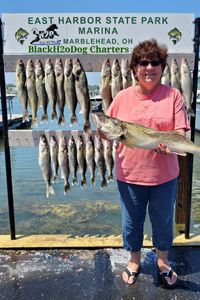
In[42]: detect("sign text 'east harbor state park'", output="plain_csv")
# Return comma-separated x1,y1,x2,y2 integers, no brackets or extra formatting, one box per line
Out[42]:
2,13,195,55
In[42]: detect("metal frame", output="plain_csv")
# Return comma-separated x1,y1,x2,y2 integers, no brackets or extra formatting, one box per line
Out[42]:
0,17,200,241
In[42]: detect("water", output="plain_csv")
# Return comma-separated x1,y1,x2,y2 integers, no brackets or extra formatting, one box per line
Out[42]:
0,98,200,238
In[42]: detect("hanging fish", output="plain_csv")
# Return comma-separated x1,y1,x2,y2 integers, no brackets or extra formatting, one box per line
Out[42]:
103,139,114,182
16,59,29,122
161,62,171,86
100,58,112,113
94,134,107,189
180,57,193,114
58,135,70,194
35,59,48,123
64,58,78,125
38,134,55,198
121,58,132,89
170,58,181,91
111,58,122,99
45,59,57,120
68,135,78,185
76,134,87,187
50,135,59,183
72,58,91,133
54,58,65,125
26,59,38,126
85,134,96,186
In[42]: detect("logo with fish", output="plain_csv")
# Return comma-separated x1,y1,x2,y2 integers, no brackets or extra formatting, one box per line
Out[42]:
15,27,29,45
15,24,60,46
168,27,182,45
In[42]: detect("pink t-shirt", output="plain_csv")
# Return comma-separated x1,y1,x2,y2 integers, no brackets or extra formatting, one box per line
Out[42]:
107,84,190,185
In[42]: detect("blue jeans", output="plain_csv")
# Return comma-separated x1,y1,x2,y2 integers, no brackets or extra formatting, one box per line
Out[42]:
117,178,178,252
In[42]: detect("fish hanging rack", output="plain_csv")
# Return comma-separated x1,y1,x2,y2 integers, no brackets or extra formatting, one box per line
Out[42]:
3,53,195,73
1,15,200,242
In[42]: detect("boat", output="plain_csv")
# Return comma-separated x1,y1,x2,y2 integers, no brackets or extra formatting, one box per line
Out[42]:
0,94,31,135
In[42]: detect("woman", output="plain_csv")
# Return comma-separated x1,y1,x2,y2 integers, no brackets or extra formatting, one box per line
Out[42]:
106,39,190,288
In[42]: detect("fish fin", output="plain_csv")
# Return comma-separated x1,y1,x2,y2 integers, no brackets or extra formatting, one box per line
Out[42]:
172,151,187,156
46,185,55,198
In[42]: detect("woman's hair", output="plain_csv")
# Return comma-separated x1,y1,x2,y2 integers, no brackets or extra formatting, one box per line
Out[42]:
130,39,168,75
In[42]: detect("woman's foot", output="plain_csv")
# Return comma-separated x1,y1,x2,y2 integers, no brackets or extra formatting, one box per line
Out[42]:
156,249,178,288
122,265,140,285
122,251,141,285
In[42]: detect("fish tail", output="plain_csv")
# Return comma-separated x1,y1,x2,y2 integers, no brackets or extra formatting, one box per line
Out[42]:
46,185,55,198
101,177,107,189
41,113,48,123
64,182,70,194
58,115,65,125
23,110,30,122
51,111,58,120
53,175,58,183
107,174,114,182
81,177,87,187
72,176,78,185
31,116,38,127
83,122,92,134
90,176,95,186
70,115,78,125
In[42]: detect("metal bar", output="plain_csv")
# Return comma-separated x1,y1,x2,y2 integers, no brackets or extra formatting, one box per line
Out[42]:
3,53,195,73
185,17,200,239
0,19,16,240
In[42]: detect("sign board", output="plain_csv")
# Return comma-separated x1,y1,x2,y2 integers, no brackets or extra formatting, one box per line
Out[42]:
2,13,195,55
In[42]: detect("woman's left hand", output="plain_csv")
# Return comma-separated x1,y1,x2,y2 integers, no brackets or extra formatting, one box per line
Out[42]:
155,143,172,155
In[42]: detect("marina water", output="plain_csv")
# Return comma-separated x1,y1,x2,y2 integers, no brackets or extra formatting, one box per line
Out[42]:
0,96,200,238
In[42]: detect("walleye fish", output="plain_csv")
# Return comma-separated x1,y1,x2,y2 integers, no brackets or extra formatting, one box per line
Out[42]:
55,58,65,125
68,135,78,185
38,134,55,198
170,58,181,91
103,139,114,181
161,63,171,86
121,58,132,89
58,135,70,194
35,59,48,123
100,58,112,113
64,58,78,125
26,59,38,126
45,59,57,120
92,112,200,156
85,134,96,186
111,58,122,99
72,58,91,133
76,134,87,186
180,57,193,113
50,135,59,182
16,59,29,122
94,134,107,188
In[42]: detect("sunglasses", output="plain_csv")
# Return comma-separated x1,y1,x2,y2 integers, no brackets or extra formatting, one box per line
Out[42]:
138,60,161,67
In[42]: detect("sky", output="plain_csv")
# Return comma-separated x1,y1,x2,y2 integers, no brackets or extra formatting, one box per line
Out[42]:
1,0,200,85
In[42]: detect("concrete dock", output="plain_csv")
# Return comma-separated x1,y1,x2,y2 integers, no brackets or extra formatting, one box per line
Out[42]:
0,233,200,299
0,247,200,300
